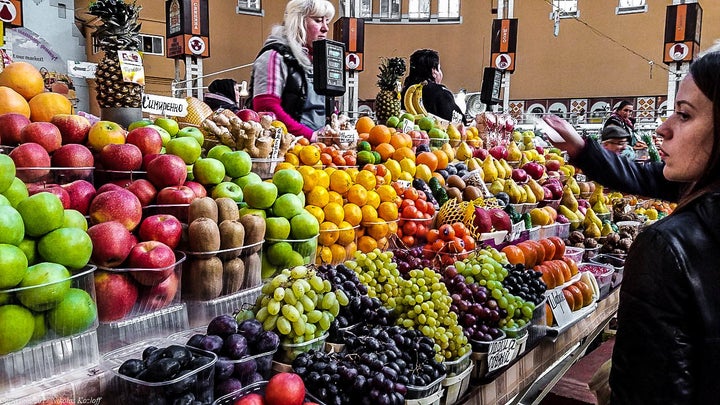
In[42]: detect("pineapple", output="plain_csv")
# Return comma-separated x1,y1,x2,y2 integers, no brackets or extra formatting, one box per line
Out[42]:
88,0,143,108
374,57,406,124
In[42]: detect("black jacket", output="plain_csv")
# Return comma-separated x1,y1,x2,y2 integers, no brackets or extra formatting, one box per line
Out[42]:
572,141,720,404
421,82,464,123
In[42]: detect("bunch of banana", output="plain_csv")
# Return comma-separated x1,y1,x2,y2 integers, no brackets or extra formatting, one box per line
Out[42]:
403,83,428,115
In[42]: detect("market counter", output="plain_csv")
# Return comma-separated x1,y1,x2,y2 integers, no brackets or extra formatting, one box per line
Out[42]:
5,289,620,405
459,288,619,405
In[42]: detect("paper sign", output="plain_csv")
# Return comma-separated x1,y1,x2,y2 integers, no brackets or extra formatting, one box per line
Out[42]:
487,338,517,372
271,127,283,159
339,129,358,144
117,50,145,86
452,110,464,125
575,174,587,182
141,94,188,117
546,288,574,327
401,119,415,134
396,180,412,190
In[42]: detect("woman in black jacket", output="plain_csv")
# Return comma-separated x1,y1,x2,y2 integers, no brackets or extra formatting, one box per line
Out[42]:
543,41,720,404
401,49,465,123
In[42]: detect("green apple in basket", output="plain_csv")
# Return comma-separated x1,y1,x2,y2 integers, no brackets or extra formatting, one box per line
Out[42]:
0,304,35,355
16,262,72,311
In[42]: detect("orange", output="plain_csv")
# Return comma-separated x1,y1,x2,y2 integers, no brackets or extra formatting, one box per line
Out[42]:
343,203,363,226
305,205,325,223
323,202,345,225
376,184,397,202
360,205,378,223
299,145,321,166
390,132,412,149
329,170,352,194
432,150,449,170
366,222,389,240
317,246,333,264
0,62,45,100
374,143,395,162
392,146,415,162
336,221,356,246
378,201,399,221
0,86,31,118
28,92,73,122
346,184,368,206
327,191,344,205
355,116,375,134
366,190,381,209
306,186,330,208
354,170,377,191
416,152,438,172
330,243,348,263
368,124,391,146
357,235,378,253
319,221,340,246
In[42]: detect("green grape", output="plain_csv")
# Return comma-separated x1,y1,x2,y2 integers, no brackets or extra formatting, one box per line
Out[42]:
282,304,301,322
299,295,315,312
261,283,274,295
291,280,306,298
255,306,269,322
309,275,325,292
329,301,340,317
321,291,337,310
270,274,289,289
277,316,292,335
292,317,306,336
267,299,281,316
318,311,331,331
335,289,349,306
306,309,322,323
305,322,317,336
283,287,297,305
290,265,307,279
323,279,332,293
263,314,278,331
273,287,285,302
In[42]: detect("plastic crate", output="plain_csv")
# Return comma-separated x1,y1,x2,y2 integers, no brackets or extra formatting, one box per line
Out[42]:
276,332,329,363
184,285,263,328
441,363,473,405
97,303,189,353
538,223,557,239
263,235,318,280
103,338,216,405
580,263,614,299
16,166,94,185
556,222,571,239
212,380,325,405
563,246,584,262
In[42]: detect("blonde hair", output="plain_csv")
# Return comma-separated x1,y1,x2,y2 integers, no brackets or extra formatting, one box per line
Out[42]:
281,0,335,68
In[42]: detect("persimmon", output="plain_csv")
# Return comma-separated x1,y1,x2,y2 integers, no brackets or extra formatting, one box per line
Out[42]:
563,257,579,276
538,239,556,263
462,235,476,251
562,289,576,312
502,245,525,266
431,239,446,252
438,224,456,241
426,229,440,243
536,264,556,289
517,242,538,268
452,222,467,238
555,259,573,282
526,240,545,265
548,236,566,259
565,285,584,311
546,303,554,327
575,280,594,307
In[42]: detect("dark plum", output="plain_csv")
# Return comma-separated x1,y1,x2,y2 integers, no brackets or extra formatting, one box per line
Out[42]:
146,358,182,381
198,335,224,354
162,345,193,367
185,334,205,349
233,357,257,378
221,333,248,359
255,354,272,375
166,368,198,395
214,377,242,398
237,319,263,344
171,393,195,405
253,330,280,353
214,358,235,381
142,346,159,360
206,314,238,337
240,372,263,386
119,358,145,378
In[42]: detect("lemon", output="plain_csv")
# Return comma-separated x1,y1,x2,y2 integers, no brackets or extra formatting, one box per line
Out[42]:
399,157,416,176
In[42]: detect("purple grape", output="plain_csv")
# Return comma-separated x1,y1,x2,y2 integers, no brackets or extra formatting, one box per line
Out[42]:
206,314,238,337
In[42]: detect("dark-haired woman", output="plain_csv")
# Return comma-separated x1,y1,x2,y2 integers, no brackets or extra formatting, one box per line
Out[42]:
401,49,464,123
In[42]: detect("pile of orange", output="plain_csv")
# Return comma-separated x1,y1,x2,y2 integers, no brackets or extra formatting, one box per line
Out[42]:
0,62,73,121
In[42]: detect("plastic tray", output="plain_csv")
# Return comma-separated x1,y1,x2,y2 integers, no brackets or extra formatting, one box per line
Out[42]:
397,214,437,247
563,246,584,262
538,223,557,239
556,222,571,239
212,380,324,405
589,253,625,274
406,373,446,399
263,235,318,280
16,166,95,185
97,302,189,352
184,285,262,328
275,332,329,363
583,246,601,262
103,338,217,404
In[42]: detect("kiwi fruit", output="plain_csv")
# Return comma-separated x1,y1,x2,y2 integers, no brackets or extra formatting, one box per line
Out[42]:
243,253,262,288
463,186,482,201
188,217,221,252
239,214,265,254
188,197,218,223
215,197,240,223
446,187,463,202
219,219,245,251
222,257,245,295
446,175,466,190
183,257,223,300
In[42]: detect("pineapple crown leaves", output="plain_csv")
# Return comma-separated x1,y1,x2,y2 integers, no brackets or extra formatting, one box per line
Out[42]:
88,0,143,52
376,57,407,91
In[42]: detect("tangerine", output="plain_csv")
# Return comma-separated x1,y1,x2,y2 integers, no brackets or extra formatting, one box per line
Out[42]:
346,184,369,205
336,221,356,246
343,203,363,226
357,235,378,253
28,92,73,122
0,62,45,100
318,221,340,246
432,150,449,170
355,116,375,134
416,152,439,172
329,170,353,194
368,124,391,146
392,146,415,162
374,143,395,162
378,201,399,221
323,202,345,226
298,145,321,166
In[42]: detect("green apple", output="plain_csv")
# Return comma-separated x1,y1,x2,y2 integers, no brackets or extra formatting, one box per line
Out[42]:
386,116,400,128
261,252,277,279
2,177,29,208
238,207,267,219
0,305,35,355
17,262,71,311
154,117,179,137
0,154,15,194
243,182,278,210
46,288,97,336
38,227,93,270
220,150,252,178
285,250,306,267
207,144,233,161
176,126,205,146
296,191,305,206
167,136,202,164
211,181,244,202
0,194,10,206
0,244,29,289
400,112,416,124
193,157,226,185
0,205,24,245
145,124,171,146
265,216,291,240
290,211,320,239
272,193,304,219
31,312,46,341
62,209,88,230
17,238,38,266
266,241,294,266
16,192,65,237
233,172,262,189
127,118,154,131
272,169,304,195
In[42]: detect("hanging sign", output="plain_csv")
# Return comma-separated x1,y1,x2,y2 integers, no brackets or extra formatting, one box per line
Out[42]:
546,288,574,327
663,3,702,64
0,0,22,27
117,50,145,86
166,0,210,58
490,19,518,73
142,93,188,117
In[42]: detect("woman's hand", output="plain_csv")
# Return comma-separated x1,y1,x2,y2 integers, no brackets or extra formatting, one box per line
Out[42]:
542,115,586,158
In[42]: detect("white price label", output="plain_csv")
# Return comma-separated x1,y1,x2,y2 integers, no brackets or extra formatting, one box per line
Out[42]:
487,338,517,373
575,174,587,182
395,180,412,190
401,119,415,134
452,111,463,125
270,127,283,159
546,288,574,327
339,129,358,144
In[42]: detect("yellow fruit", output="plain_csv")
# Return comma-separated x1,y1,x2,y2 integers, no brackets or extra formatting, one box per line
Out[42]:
347,184,368,206
28,92,73,122
299,145,321,166
414,164,432,182
324,166,337,178
529,207,552,226
360,205,378,223
317,246,333,264
384,159,402,181
378,201,399,221
297,166,317,192
330,244,348,263
398,172,413,182
329,170,353,195
343,203,362,226
366,190,381,209
366,222,389,240
345,168,359,182
323,202,345,225
327,191,344,206
318,221,339,246
307,186,329,208
305,205,325,223
387,220,398,235
336,221,356,246
0,86,31,118
271,120,288,134
376,184,397,202
399,158,416,176
345,241,357,258
283,154,300,167
357,235,378,253
275,161,296,172
316,170,330,189
0,62,45,100
355,170,377,191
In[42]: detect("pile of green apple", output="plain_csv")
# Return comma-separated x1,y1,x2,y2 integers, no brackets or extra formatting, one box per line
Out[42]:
0,155,97,356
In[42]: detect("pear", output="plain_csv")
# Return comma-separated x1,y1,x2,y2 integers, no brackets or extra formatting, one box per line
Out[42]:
467,157,481,172
507,141,522,162
601,221,613,236
441,141,456,161
489,179,505,195
493,158,507,179
501,158,513,178
558,205,578,222
482,156,498,183
446,124,462,147
522,184,535,204
561,185,579,212
567,176,581,196
584,221,601,239
527,178,545,202
456,142,472,161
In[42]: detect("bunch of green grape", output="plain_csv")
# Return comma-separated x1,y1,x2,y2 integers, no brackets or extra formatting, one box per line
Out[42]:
255,265,349,344
344,249,404,310
396,267,470,362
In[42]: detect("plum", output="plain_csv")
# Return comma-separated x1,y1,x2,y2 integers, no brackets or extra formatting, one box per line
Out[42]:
222,334,248,359
233,357,257,378
198,335,224,354
186,334,205,349
206,314,238,337
146,358,181,381
214,377,242,398
162,345,192,367
237,319,263,344
214,357,235,381
253,330,279,353
118,358,145,378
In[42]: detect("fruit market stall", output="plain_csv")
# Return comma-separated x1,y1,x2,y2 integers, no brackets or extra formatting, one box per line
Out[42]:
0,58,661,405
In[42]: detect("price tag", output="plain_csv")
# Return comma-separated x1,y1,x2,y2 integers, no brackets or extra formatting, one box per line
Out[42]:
395,180,412,190
452,110,464,125
401,119,415,134
270,127,283,159
487,338,517,373
339,129,358,144
546,288,573,327
575,174,587,182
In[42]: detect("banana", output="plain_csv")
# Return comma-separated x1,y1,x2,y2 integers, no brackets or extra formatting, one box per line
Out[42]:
412,83,428,115
403,84,418,115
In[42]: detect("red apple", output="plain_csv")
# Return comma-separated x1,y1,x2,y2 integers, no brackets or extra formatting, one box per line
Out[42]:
0,113,31,145
473,147,489,160
522,162,545,180
489,145,508,160
87,221,138,267
236,109,260,123
89,188,143,231
126,241,176,286
51,143,95,180
142,153,162,170
545,159,561,172
265,373,305,405
511,168,528,183
99,143,143,171
126,126,163,156
126,179,157,207
542,186,554,201
50,114,92,145
233,393,265,405
138,270,179,311
96,182,126,195
61,180,97,215
183,180,207,199
10,142,51,182
94,270,138,322
27,183,71,209
542,179,563,200
156,185,196,205
20,122,62,153
535,145,545,155
146,154,187,188
138,214,183,249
